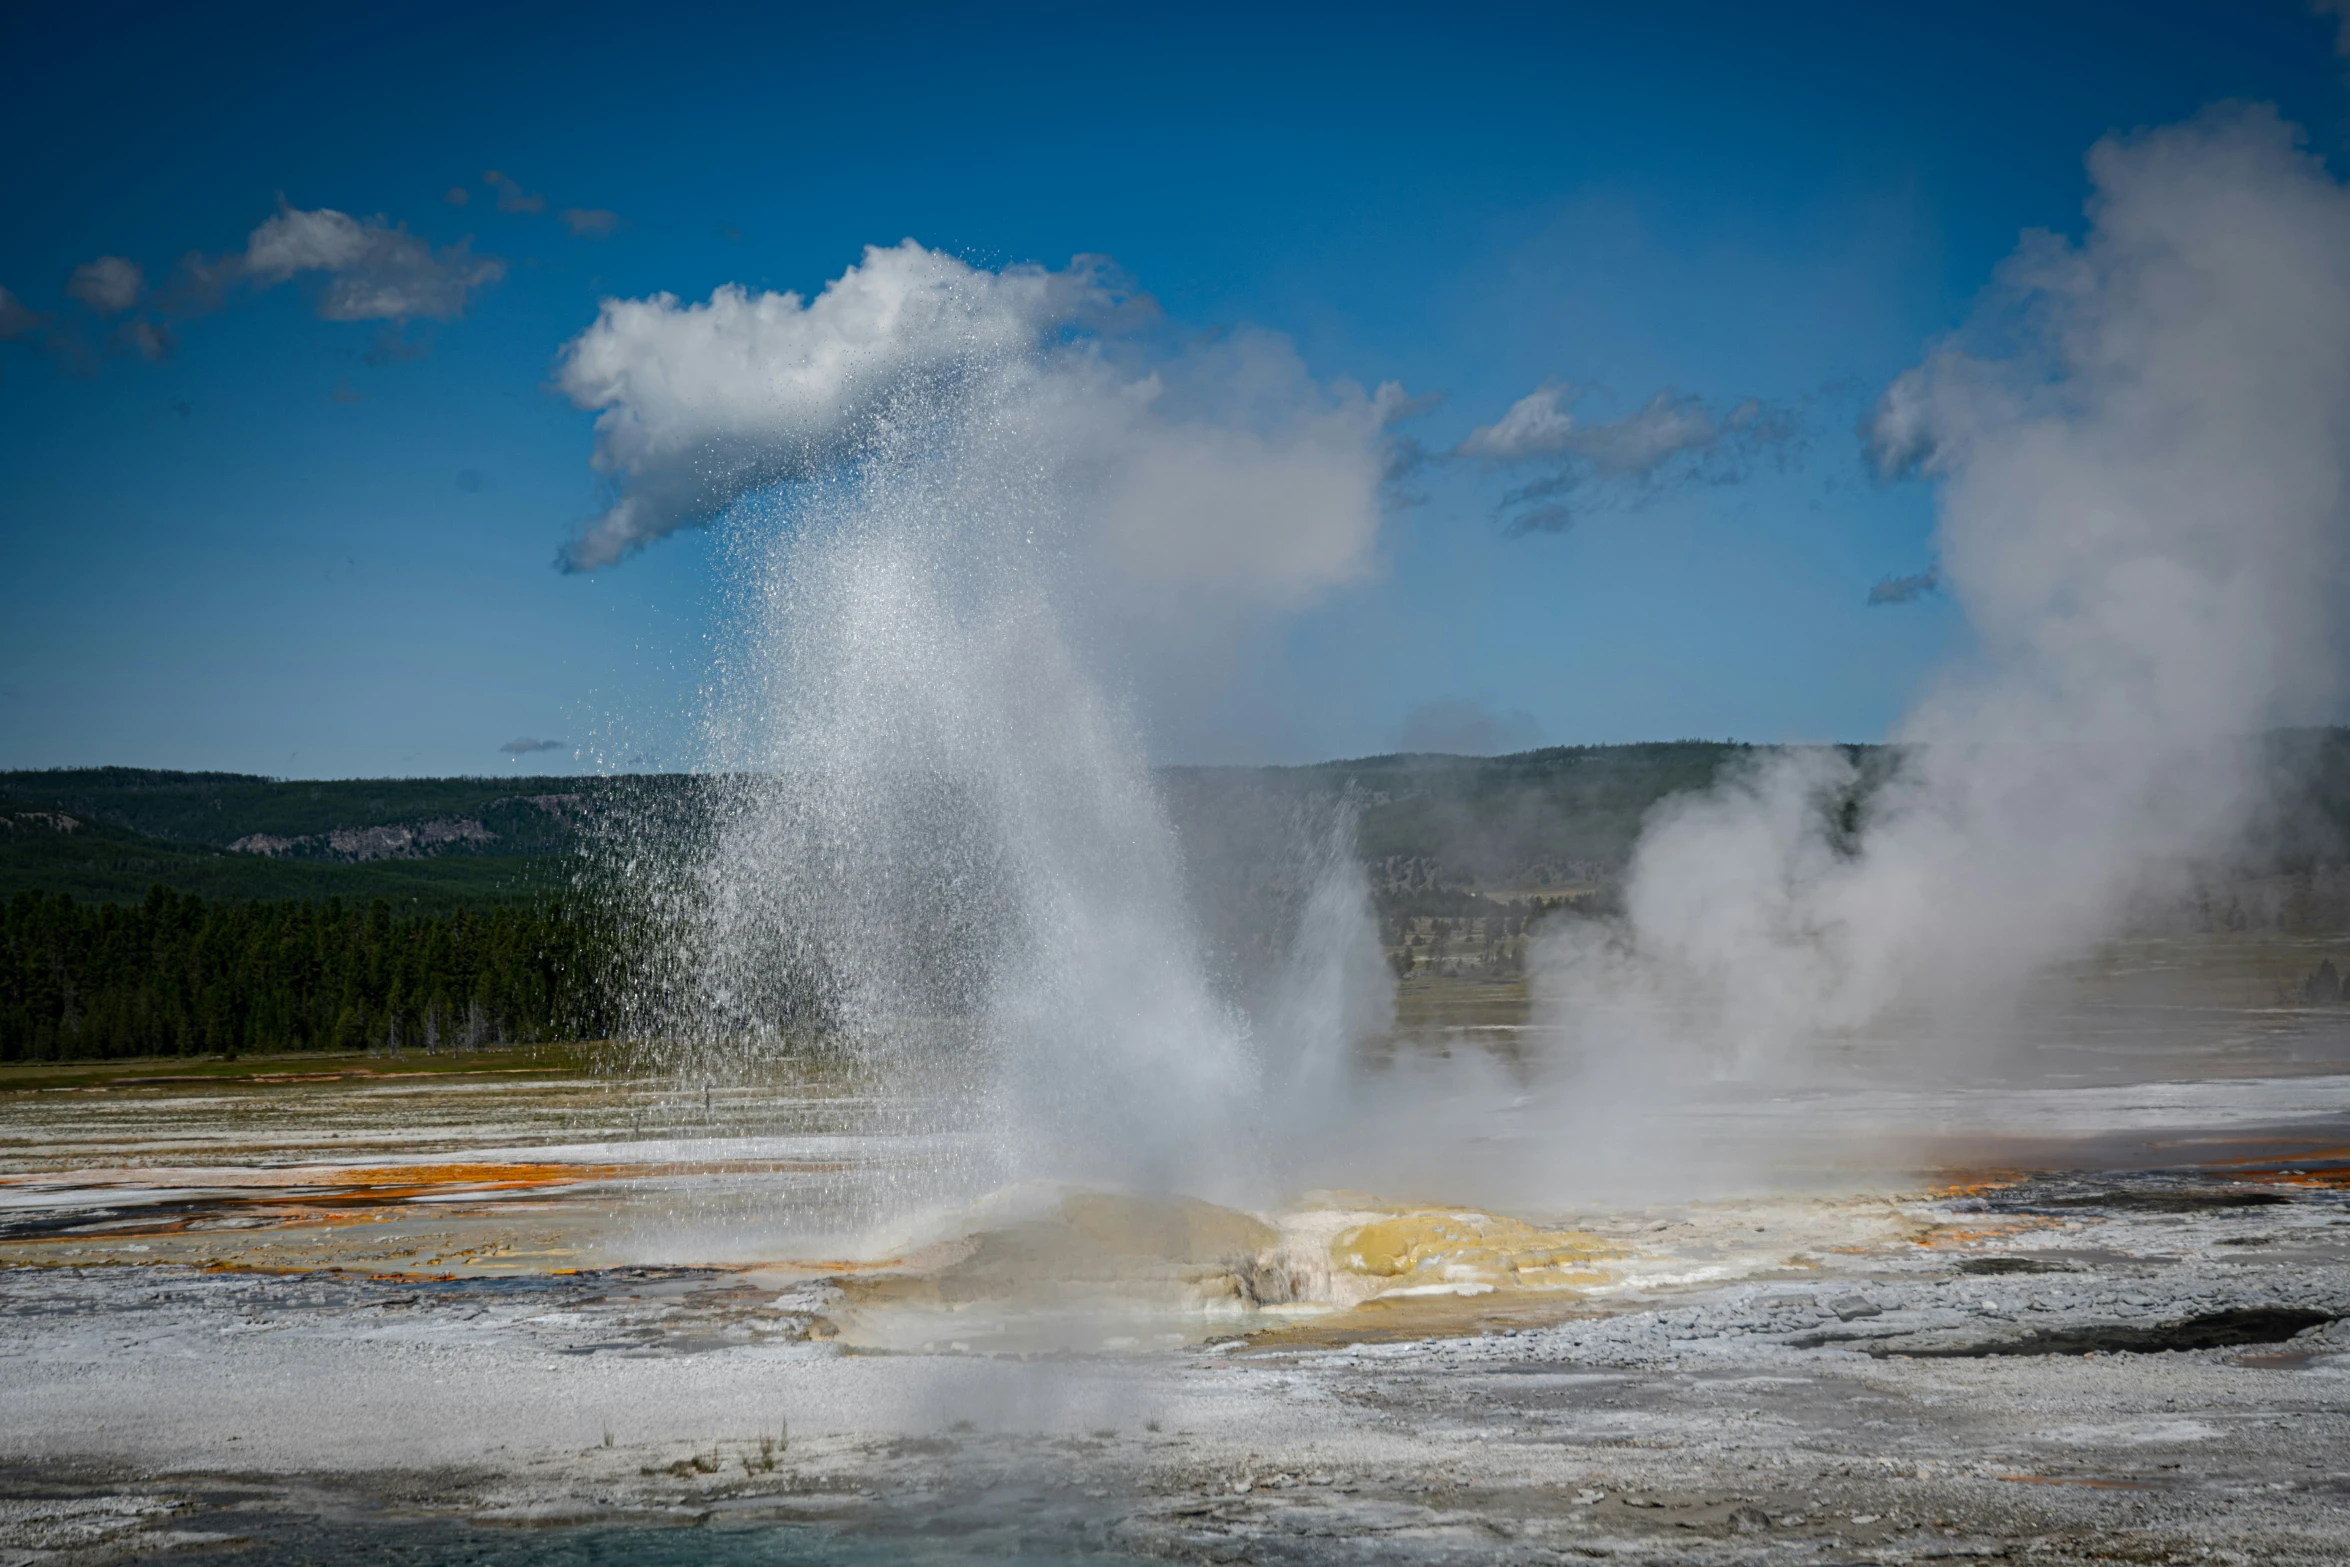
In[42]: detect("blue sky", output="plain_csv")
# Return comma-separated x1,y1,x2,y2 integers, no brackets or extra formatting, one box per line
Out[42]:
2,0,2344,777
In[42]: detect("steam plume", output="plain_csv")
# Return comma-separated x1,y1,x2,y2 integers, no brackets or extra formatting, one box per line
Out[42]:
1537,105,2350,1098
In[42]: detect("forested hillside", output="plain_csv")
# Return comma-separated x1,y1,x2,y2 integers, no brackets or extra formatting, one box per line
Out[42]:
9,732,2350,1062
0,804,572,909
0,889,612,1062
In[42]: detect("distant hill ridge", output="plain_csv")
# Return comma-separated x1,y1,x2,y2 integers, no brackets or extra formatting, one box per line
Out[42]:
0,769,616,908
0,767,608,855
8,731,2350,910
1,748,1752,905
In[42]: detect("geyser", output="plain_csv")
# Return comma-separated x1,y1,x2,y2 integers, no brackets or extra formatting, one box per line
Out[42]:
578,244,1401,1212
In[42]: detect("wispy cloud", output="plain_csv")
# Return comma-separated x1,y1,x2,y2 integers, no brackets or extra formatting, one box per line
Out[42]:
482,170,546,214
112,320,172,361
0,287,38,384
139,203,504,333
51,256,173,366
1455,383,1798,533
1453,382,1577,461
2318,0,2350,60
13,200,505,381
1866,566,1939,606
500,736,565,755
0,287,41,340
362,324,431,365
153,251,241,316
0,287,94,379
242,203,503,321
66,256,142,314
472,170,621,237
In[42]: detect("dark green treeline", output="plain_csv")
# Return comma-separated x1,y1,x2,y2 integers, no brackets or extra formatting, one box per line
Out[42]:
0,887,614,1062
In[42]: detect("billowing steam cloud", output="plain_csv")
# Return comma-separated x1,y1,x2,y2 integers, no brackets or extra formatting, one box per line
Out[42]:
553,240,1404,596
1537,105,2350,1098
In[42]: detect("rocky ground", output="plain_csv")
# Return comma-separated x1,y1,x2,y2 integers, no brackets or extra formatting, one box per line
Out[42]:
6,1167,2350,1565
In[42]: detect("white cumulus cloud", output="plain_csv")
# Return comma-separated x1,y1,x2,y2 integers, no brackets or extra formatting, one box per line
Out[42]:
553,239,1403,605
1454,382,1578,459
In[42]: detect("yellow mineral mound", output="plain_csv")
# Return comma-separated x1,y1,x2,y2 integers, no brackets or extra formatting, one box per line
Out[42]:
815,1187,1640,1352
1319,1205,1623,1304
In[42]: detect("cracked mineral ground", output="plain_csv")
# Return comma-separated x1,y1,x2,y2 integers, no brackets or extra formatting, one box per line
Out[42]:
10,1040,2350,1565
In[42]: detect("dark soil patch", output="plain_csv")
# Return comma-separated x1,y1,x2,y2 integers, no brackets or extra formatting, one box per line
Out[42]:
2041,1191,2292,1214
1954,1256,2079,1275
1876,1307,2334,1358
